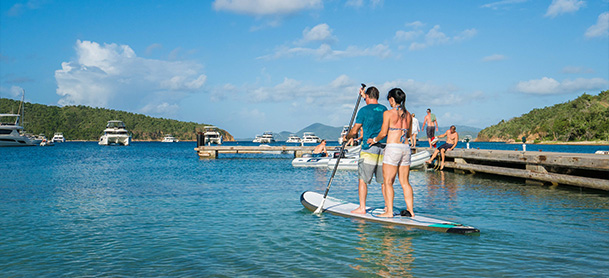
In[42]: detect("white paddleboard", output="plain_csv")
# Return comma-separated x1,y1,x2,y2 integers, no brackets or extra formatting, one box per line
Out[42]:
301,191,479,234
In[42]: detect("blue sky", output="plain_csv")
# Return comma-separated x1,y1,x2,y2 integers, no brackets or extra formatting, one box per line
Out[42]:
1,0,608,138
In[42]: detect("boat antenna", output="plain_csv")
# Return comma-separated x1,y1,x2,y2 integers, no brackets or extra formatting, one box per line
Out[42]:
314,83,366,215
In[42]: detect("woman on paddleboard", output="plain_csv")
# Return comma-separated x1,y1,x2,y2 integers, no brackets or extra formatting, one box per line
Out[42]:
368,88,414,218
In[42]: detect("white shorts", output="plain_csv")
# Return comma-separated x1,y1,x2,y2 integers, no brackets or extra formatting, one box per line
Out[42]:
382,143,411,166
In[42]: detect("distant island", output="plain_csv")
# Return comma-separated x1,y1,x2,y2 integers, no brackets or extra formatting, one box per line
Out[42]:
477,90,609,144
0,98,233,141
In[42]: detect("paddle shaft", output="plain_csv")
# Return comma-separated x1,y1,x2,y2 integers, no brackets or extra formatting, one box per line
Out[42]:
314,84,365,214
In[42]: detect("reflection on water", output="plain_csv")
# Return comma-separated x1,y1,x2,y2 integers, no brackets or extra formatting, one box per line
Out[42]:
350,221,415,278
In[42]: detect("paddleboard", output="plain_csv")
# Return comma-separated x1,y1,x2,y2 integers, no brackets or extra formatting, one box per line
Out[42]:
300,191,479,234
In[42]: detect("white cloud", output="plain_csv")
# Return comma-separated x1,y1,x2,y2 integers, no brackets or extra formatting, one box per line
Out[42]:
408,25,477,51
394,30,423,41
405,21,425,28
259,43,391,60
345,0,383,8
481,0,528,10
145,43,163,55
585,12,609,38
516,77,608,94
6,0,44,16
212,0,322,16
298,23,338,44
214,75,479,130
482,54,507,62
545,0,585,18
55,40,207,117
0,85,24,99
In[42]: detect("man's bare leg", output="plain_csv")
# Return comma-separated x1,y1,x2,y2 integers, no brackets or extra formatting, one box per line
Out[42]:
351,179,368,214
426,149,439,164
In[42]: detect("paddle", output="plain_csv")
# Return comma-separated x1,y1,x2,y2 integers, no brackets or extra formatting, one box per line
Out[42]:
313,83,366,215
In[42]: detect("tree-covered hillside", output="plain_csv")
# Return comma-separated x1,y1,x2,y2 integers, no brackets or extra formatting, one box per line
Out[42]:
477,90,609,142
0,98,233,141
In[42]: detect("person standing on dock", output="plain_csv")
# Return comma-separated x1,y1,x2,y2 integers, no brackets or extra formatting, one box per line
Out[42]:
425,125,459,170
422,108,439,148
367,88,414,218
410,113,420,147
346,86,387,214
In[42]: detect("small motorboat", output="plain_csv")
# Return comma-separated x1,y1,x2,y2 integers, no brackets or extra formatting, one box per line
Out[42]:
291,146,360,168
325,149,431,170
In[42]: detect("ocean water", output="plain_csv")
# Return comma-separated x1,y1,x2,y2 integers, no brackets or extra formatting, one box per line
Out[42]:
1,142,608,277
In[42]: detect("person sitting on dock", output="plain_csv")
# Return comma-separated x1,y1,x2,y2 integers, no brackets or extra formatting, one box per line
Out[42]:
425,125,459,170
312,140,328,157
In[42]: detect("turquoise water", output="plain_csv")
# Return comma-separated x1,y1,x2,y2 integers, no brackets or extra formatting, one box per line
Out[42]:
1,142,608,277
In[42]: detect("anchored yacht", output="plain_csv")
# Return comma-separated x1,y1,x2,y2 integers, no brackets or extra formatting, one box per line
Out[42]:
51,132,65,143
301,132,321,144
0,113,36,147
162,134,179,143
203,126,222,145
259,131,275,143
99,120,131,146
286,134,301,143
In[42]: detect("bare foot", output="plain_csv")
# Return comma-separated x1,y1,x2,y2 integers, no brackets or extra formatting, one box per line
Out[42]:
351,207,366,214
440,162,445,170
425,159,432,164
377,211,394,218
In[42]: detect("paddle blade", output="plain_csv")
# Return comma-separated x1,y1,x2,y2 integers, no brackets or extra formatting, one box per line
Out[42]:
313,198,326,215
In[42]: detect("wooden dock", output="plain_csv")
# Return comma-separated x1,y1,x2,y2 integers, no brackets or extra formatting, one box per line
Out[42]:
195,145,317,159
422,148,609,191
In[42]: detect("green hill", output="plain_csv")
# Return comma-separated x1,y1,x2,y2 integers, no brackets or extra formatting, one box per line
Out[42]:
477,90,609,143
0,98,233,141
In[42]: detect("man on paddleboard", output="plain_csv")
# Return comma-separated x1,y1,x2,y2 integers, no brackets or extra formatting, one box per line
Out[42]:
422,108,439,148
345,86,387,214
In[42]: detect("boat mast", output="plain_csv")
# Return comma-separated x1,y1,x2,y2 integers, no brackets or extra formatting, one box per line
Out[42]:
16,89,25,126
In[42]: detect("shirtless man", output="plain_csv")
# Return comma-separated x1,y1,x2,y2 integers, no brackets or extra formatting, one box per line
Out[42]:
312,139,328,157
425,125,459,170
421,108,438,148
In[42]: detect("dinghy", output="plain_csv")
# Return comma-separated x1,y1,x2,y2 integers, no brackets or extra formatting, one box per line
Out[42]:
326,149,431,170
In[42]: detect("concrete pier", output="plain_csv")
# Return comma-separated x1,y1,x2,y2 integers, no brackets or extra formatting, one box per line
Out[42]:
421,148,609,191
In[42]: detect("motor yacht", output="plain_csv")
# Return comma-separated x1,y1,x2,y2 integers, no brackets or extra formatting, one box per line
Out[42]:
99,120,131,146
51,132,65,143
301,132,321,144
286,134,301,143
162,134,179,142
259,131,275,143
0,113,36,147
203,126,222,145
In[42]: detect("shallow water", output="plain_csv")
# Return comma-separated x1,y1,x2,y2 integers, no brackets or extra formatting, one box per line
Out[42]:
1,142,608,277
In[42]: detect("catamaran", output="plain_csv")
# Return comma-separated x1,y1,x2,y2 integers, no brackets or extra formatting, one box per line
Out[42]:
99,120,131,146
